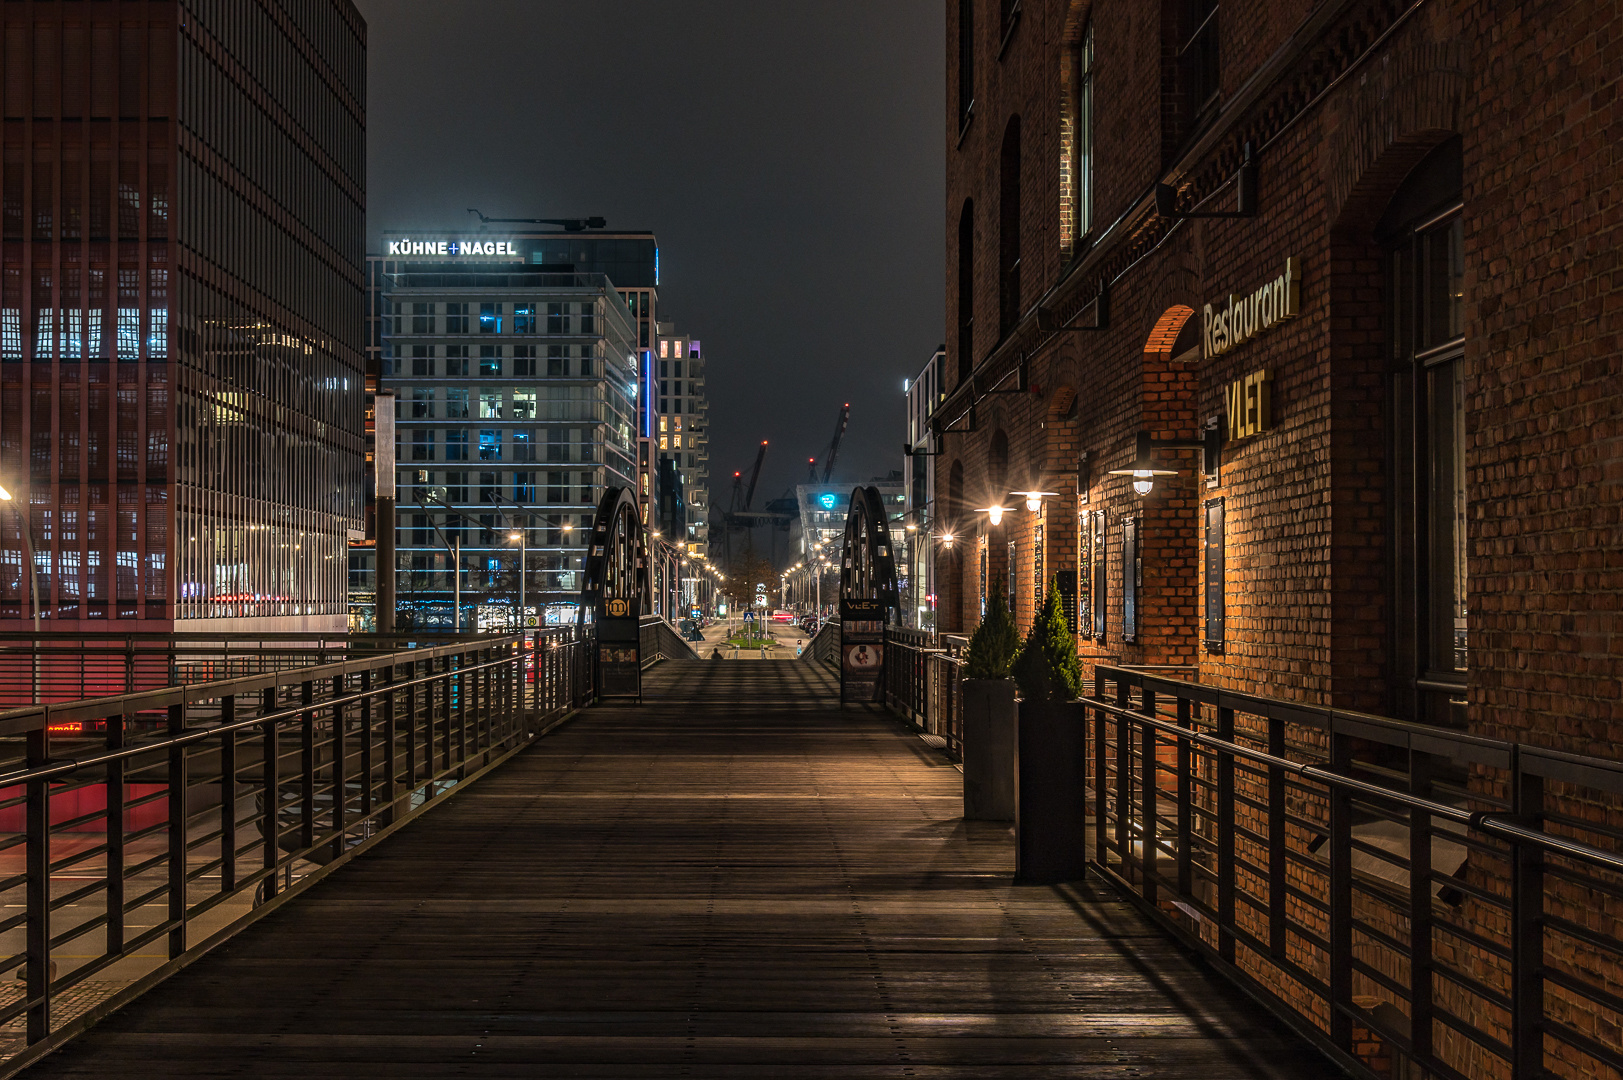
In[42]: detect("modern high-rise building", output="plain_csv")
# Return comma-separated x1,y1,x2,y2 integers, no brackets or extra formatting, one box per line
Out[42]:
653,323,709,557
902,346,945,629
0,2,367,634
372,229,651,627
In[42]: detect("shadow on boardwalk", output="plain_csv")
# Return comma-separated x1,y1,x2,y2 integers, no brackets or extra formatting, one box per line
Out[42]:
18,659,1332,1078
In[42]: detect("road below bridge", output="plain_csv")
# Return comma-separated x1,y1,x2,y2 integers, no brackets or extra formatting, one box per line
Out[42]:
18,659,1329,1078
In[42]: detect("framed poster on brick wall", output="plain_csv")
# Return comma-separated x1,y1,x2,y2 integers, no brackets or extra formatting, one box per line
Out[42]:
1204,498,1225,653
1076,502,1091,635
1007,539,1016,619
1090,511,1107,640
1033,501,1046,612
1122,515,1139,644
977,534,988,620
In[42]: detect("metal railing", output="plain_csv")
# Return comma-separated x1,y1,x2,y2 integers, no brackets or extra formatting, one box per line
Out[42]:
803,620,840,667
883,628,968,757
0,632,426,708
640,615,701,666
0,626,593,1070
1088,666,1623,1080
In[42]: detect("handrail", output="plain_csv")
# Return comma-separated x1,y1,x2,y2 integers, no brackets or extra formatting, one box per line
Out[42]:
1083,681,1623,874
0,626,596,1071
1089,664,1623,1080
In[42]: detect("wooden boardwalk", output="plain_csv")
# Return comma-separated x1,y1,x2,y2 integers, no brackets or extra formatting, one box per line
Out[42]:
20,661,1332,1078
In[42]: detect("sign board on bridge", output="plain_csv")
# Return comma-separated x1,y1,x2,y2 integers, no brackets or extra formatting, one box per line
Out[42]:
840,598,887,621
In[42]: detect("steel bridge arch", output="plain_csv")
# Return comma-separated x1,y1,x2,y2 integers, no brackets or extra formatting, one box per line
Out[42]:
579,486,647,623
839,485,901,622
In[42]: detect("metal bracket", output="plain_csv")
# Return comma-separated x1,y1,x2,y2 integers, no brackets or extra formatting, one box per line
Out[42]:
1037,280,1110,333
1156,142,1257,220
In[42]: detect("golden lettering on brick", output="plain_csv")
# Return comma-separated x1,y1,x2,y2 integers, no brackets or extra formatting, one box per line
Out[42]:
1225,369,1273,441
1203,257,1300,358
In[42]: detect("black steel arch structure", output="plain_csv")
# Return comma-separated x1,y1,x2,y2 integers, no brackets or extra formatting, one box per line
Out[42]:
580,486,647,700
580,486,647,623
837,486,900,705
839,485,902,621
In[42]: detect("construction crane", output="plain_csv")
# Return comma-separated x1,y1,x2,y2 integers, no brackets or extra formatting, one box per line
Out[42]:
806,457,817,482
743,441,768,510
821,404,850,485
728,471,745,513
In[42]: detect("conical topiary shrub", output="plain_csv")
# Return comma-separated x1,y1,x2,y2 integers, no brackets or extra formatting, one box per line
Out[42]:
964,580,1020,679
1011,579,1084,701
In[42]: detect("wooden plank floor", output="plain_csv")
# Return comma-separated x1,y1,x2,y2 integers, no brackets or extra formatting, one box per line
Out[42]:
20,661,1333,1078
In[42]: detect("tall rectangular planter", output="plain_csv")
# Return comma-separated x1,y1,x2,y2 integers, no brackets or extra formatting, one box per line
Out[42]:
1015,698,1088,884
961,679,1017,821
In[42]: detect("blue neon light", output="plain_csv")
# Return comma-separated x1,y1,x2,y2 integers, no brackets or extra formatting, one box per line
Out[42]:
818,494,837,510
641,350,654,437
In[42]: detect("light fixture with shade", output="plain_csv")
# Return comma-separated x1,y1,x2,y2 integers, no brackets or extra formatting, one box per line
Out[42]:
975,505,1009,526
1107,425,1223,497
1010,490,1058,512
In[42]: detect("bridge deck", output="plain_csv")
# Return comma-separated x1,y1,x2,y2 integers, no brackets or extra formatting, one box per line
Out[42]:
20,661,1328,1078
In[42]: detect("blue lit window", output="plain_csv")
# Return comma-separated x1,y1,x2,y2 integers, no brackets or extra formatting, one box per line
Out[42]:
479,302,500,333
514,305,535,334
479,429,503,461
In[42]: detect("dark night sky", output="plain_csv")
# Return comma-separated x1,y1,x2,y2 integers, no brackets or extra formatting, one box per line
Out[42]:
352,0,945,525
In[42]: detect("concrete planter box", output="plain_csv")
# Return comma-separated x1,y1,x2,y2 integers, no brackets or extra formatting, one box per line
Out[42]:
1015,697,1089,884
961,678,1017,821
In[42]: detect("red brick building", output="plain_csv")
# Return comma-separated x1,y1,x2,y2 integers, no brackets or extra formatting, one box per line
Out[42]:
938,0,1623,748
938,3,1623,1076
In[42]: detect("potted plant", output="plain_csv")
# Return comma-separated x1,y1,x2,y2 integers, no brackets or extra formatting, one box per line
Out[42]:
960,581,1021,821
1012,580,1088,884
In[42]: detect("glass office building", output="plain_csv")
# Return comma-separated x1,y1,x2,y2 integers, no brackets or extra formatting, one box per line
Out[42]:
653,323,709,558
376,231,650,627
0,2,367,633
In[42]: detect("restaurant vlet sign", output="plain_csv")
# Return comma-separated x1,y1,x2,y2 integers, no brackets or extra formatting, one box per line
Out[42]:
1203,257,1300,358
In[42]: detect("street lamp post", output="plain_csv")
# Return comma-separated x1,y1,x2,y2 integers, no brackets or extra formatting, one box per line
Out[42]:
1,484,41,703
508,528,525,629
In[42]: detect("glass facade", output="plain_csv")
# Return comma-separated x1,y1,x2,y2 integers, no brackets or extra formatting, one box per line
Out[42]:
377,238,643,627
654,325,709,558
0,2,367,631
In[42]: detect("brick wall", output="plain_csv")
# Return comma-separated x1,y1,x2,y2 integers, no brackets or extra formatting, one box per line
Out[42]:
939,2,1623,1077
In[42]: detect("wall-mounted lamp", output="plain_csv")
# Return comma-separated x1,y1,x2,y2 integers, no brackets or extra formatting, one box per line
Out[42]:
937,533,956,547
975,505,1009,526
1010,490,1057,513
1107,425,1223,497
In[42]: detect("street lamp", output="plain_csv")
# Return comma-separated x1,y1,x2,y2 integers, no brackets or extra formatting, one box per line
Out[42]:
0,483,40,704
508,529,525,629
1010,490,1058,513
0,485,39,636
975,505,1008,526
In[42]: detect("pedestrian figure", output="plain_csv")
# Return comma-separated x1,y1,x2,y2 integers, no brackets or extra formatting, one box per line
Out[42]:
710,646,724,660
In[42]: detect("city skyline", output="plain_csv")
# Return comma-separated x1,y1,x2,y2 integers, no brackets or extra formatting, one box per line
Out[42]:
351,0,946,514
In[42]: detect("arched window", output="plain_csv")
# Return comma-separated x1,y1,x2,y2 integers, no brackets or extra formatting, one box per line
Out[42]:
1060,18,1093,254
957,199,974,380
999,118,1022,337
1381,136,1465,726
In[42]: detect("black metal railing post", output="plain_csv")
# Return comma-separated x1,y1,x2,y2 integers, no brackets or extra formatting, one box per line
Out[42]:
1175,695,1193,898
1215,698,1236,965
1093,669,1107,865
1407,745,1435,1064
106,709,126,954
1511,757,1546,1079
1113,677,1131,869
330,672,347,862
1327,724,1354,1054
358,672,374,831
220,694,237,893
167,699,188,958
1140,685,1159,903
260,685,279,901
25,720,50,1043
1267,714,1288,962
299,680,316,854
382,662,399,827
